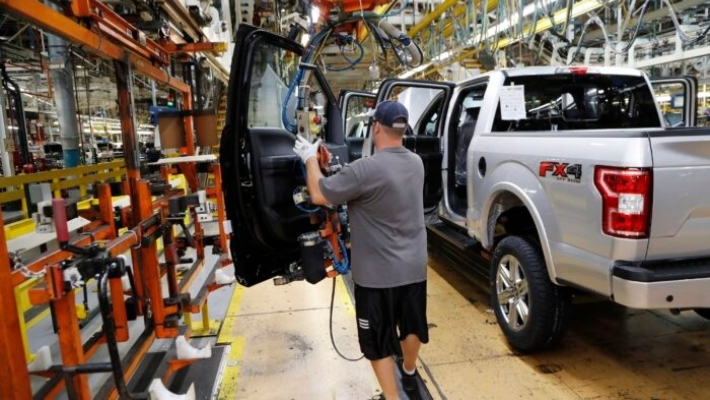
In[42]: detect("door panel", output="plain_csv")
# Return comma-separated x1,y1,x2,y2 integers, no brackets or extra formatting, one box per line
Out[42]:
250,129,311,244
346,138,365,160
220,26,344,286
375,80,454,210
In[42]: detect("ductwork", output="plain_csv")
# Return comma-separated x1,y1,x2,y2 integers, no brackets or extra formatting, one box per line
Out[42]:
378,19,424,67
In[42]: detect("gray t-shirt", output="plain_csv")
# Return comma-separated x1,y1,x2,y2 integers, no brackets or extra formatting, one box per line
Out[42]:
319,147,427,288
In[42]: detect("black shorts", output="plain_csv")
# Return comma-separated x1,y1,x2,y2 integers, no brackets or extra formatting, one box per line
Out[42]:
354,280,429,360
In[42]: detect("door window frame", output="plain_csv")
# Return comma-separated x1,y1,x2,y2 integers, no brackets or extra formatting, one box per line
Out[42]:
650,76,698,128
443,78,489,220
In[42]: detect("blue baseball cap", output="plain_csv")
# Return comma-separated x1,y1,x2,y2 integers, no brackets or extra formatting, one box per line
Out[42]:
367,100,409,129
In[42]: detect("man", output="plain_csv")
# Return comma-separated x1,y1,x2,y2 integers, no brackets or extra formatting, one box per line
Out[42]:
293,100,428,400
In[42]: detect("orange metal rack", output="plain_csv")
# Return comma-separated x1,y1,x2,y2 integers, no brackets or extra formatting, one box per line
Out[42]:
0,0,232,398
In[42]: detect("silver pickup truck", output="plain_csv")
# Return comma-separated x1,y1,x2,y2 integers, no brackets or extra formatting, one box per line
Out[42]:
421,66,710,352
220,25,710,353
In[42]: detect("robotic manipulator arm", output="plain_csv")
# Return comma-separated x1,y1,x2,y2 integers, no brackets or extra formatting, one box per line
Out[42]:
289,139,351,286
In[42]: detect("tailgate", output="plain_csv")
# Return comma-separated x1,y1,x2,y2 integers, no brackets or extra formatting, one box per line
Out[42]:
647,128,710,260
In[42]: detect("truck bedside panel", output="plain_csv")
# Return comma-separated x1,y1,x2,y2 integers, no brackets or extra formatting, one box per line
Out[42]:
647,129,710,260
470,132,652,288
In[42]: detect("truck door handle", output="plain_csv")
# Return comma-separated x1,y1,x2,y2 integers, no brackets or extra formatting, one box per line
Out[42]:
478,157,487,177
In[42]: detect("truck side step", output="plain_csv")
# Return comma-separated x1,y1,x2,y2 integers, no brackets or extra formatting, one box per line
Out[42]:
427,222,481,252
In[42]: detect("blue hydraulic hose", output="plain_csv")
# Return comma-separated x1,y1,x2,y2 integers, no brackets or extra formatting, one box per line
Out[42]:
282,70,301,132
326,39,365,71
326,238,350,275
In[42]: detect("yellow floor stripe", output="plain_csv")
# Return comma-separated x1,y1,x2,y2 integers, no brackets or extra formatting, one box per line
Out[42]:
217,284,244,342
336,277,356,316
217,285,246,399
218,337,245,399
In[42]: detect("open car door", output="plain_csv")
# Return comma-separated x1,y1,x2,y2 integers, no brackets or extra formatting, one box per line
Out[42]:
339,90,375,161
373,79,455,211
651,76,698,127
220,25,347,286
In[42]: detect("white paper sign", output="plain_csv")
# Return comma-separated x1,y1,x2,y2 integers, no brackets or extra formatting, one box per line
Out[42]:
500,85,527,121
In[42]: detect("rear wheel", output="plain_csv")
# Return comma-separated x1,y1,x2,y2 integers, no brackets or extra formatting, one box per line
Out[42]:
489,235,570,352
694,309,710,320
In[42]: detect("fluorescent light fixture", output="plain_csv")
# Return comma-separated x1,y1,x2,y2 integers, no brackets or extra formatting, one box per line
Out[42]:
398,41,474,79
310,6,320,23
397,0,605,78
398,62,432,79
474,0,556,43
476,0,604,47
436,50,453,61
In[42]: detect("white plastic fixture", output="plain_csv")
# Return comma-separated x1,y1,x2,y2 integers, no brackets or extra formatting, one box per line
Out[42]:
215,268,236,285
27,346,52,372
175,335,212,360
148,379,196,400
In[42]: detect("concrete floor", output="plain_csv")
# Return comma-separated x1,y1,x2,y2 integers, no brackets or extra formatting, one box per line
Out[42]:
222,251,710,400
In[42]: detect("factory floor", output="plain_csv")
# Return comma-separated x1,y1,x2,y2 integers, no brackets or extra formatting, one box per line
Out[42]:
221,250,710,400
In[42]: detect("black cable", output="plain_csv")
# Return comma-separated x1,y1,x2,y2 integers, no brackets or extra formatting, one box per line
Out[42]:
325,36,365,71
567,0,651,65
98,271,135,399
366,20,389,55
329,276,364,362
1,57,31,166
688,24,710,45
544,0,573,41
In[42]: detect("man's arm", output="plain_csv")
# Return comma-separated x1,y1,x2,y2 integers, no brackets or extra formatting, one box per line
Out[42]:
294,136,358,206
305,157,330,205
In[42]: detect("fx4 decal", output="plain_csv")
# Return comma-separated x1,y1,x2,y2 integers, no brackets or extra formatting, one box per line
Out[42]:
539,161,582,183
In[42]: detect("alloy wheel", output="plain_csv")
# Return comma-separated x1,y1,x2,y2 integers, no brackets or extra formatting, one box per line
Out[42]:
495,254,530,332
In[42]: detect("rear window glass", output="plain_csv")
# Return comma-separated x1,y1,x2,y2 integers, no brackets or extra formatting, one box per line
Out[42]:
492,74,661,131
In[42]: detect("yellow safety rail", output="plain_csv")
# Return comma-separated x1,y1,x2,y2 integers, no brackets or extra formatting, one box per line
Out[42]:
0,160,126,223
0,161,125,362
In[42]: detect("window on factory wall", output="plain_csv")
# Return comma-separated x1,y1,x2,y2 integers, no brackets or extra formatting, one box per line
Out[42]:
247,40,329,132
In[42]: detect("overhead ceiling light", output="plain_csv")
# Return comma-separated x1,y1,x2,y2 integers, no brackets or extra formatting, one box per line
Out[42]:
310,6,320,24
475,0,556,43
398,62,432,79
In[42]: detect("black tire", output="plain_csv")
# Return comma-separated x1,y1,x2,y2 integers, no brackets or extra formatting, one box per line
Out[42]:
489,235,570,352
694,309,710,320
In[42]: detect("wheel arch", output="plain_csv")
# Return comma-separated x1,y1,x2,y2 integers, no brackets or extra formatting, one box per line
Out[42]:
482,184,559,283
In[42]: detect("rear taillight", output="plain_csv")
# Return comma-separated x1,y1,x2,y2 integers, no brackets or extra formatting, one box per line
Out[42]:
594,166,652,238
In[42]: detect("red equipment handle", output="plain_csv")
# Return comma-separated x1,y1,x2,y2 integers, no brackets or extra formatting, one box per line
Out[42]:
52,198,70,245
